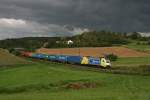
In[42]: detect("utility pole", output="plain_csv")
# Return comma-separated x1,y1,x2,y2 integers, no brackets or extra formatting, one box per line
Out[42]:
78,47,80,56
78,40,80,56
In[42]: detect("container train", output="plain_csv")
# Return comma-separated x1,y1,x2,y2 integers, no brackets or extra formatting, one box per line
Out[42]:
21,51,111,68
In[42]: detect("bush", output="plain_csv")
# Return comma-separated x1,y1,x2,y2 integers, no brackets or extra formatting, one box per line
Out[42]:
8,48,15,53
106,54,118,61
148,41,150,45
8,48,21,56
136,42,141,45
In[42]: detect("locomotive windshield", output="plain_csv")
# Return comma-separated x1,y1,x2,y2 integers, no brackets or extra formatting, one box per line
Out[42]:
106,59,110,63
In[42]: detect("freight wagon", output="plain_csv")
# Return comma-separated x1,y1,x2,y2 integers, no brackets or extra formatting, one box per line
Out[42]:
21,52,111,68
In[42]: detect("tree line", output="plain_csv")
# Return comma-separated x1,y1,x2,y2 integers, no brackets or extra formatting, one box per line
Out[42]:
0,31,149,51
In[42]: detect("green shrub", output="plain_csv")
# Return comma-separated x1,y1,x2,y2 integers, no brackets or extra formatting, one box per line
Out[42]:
106,54,118,61
148,41,150,45
8,48,21,56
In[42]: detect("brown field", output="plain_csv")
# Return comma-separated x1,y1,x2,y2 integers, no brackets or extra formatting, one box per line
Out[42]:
36,47,150,57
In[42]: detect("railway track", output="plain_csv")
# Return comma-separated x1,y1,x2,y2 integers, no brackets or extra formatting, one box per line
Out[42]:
24,57,150,75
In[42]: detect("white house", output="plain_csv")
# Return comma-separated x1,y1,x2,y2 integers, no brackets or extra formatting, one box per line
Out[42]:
67,40,73,45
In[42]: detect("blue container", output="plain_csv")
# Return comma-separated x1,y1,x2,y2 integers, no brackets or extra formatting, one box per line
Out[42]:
47,55,57,61
32,54,47,59
40,54,48,59
67,56,82,64
44,54,49,59
88,57,100,65
56,55,68,62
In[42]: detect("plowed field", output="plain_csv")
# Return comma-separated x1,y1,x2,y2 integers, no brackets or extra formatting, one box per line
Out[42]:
36,47,150,57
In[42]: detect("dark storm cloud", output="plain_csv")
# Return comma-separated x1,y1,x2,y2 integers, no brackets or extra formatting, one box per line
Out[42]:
0,0,150,39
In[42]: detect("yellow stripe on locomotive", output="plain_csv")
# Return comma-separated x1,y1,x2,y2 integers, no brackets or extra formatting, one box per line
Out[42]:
81,57,111,68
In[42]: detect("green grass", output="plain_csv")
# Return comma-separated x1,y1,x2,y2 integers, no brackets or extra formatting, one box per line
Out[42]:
0,48,150,100
124,42,150,52
112,57,150,67
0,62,150,100
0,63,103,88
0,48,29,66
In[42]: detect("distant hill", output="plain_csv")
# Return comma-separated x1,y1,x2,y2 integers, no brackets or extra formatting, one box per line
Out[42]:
1,31,149,51
0,31,131,50
0,48,29,66
0,37,61,50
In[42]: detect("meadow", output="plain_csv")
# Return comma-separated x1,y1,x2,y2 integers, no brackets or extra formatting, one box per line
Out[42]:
124,42,150,52
0,60,150,100
0,48,150,100
112,57,150,67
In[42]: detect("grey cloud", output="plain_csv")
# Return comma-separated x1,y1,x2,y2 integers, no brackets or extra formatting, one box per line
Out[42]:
0,18,89,40
0,0,150,39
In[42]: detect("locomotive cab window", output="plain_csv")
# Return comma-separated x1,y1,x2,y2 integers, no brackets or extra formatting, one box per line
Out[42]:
102,59,105,62
106,60,110,63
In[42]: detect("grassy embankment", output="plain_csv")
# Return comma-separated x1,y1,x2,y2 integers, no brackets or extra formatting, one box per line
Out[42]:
0,48,30,66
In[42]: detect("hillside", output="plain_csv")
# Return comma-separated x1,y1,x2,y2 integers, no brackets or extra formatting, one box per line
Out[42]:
0,37,60,51
0,48,29,66
0,31,130,50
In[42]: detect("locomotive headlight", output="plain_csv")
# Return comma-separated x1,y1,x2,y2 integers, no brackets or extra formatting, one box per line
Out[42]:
105,60,111,67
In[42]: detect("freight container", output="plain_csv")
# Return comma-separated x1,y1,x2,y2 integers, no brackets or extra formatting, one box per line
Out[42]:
56,55,68,62
31,53,38,58
32,54,46,59
47,55,57,61
21,52,33,57
67,56,82,64
44,54,49,59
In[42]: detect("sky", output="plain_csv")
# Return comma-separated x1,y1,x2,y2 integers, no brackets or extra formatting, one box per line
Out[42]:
0,0,150,40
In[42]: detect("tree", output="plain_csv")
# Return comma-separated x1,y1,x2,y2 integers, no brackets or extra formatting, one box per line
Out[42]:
128,32,141,40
